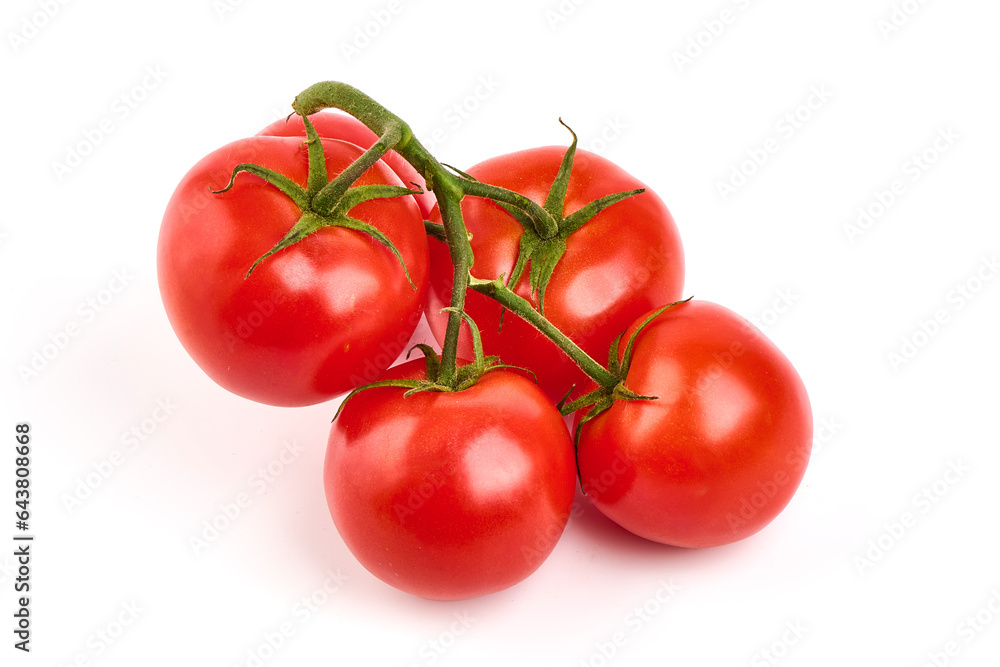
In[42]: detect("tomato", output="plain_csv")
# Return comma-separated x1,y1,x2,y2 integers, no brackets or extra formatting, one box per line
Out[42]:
157,135,428,407
325,359,576,600
575,300,812,548
425,147,684,402
259,111,436,218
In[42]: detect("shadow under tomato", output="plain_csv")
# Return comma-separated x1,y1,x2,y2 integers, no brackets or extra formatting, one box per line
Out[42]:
567,487,736,566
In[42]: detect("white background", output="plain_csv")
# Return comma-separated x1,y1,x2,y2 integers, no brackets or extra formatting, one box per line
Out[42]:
2,0,999,665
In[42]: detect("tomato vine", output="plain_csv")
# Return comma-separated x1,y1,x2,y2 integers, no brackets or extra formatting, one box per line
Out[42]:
284,80,645,405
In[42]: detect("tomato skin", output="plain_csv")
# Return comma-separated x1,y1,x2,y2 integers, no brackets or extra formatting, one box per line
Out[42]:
325,360,576,600
259,111,436,218
157,135,428,407
425,147,684,402
576,300,812,548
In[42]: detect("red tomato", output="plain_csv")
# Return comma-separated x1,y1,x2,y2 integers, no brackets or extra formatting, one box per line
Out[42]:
325,359,577,600
576,300,812,548
425,147,684,402
157,135,428,407
259,111,436,218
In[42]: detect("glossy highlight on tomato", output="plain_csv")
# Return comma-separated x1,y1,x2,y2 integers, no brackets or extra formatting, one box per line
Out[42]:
157,135,428,407
325,359,577,599
576,300,812,548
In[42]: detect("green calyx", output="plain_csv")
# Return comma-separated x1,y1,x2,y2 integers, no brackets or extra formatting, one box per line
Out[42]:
213,114,419,286
558,297,693,487
469,120,645,316
332,309,535,421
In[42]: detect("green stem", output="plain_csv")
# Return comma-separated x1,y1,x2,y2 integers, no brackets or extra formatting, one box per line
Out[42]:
435,180,473,386
293,82,435,185
292,82,472,384
290,81,614,391
459,179,559,239
301,115,329,196
468,276,619,389
312,126,402,215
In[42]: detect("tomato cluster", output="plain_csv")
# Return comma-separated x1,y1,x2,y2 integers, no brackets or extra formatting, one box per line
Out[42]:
158,85,812,601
